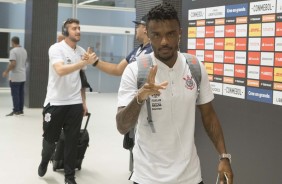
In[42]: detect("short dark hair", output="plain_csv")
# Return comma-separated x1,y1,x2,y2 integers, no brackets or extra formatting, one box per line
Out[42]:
146,2,180,27
63,18,80,28
11,36,20,45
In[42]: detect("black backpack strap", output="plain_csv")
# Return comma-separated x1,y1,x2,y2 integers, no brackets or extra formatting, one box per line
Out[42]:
80,70,93,92
182,53,202,99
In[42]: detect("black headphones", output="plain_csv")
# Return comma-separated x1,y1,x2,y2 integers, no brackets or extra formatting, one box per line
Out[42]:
62,19,69,37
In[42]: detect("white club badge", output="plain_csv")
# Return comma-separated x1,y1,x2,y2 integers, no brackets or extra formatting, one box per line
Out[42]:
44,113,51,122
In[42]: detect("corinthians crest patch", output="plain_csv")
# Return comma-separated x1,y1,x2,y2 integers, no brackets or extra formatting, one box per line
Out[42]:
183,75,195,90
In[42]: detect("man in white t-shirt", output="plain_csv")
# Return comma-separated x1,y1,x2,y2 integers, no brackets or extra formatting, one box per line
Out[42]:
37,18,98,184
116,3,233,184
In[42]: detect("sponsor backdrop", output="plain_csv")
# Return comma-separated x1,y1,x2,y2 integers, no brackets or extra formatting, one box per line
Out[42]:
186,0,282,106
182,0,282,183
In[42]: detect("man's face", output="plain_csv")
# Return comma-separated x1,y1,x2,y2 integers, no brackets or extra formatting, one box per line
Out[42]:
135,24,146,42
147,19,181,63
67,23,81,42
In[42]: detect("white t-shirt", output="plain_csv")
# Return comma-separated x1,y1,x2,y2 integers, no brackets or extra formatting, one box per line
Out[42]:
44,40,86,106
118,52,214,184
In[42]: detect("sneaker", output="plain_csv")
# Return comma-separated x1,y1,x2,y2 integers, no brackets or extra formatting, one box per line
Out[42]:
65,177,77,184
6,112,15,116
38,162,48,177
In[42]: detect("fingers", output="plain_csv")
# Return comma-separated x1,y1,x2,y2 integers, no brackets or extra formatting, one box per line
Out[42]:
147,65,158,84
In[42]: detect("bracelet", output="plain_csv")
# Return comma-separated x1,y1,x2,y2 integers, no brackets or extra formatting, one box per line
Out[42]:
92,58,99,67
136,91,144,105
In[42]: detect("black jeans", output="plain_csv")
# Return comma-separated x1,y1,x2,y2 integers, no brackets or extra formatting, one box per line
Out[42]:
134,182,204,184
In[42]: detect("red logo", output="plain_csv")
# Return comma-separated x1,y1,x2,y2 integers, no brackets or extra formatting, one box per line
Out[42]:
235,38,247,51
187,50,196,55
214,63,224,75
275,52,282,67
214,38,225,50
234,65,246,78
196,39,205,50
225,25,236,37
261,37,275,51
224,51,235,63
276,22,282,36
248,52,261,65
205,26,215,37
260,67,273,81
204,50,214,62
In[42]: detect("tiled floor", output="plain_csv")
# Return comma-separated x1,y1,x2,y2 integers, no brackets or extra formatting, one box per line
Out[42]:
0,90,132,184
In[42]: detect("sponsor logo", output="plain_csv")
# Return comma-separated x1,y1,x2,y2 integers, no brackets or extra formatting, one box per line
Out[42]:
262,22,275,36
277,1,282,13
275,52,282,67
205,26,215,37
247,79,260,87
248,65,260,79
226,3,248,17
225,38,236,50
214,51,224,63
204,62,214,74
206,6,225,19
224,51,235,63
205,38,214,50
248,52,261,65
189,8,206,20
223,84,245,99
262,14,275,22
274,82,282,90
197,27,205,38
276,22,282,36
187,39,196,50
214,63,224,75
225,25,236,37
236,17,248,24
247,87,273,104
196,39,205,50
275,37,282,51
197,20,206,26
236,24,248,37
260,67,273,81
188,27,197,38
224,64,234,77
236,38,247,50
273,91,282,106
274,68,282,82
214,38,225,50
215,26,225,37
204,50,214,62
249,24,262,37
248,38,261,51
224,77,234,84
261,38,275,51
196,50,204,62
250,0,276,16
261,52,274,66
210,82,223,95
235,51,247,64
215,18,225,25
187,50,196,56
235,65,246,78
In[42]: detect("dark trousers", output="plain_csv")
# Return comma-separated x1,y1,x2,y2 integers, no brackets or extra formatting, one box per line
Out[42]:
10,81,25,112
42,104,83,179
134,182,204,184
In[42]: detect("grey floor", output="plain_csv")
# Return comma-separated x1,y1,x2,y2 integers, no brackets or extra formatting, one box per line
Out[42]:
0,90,132,184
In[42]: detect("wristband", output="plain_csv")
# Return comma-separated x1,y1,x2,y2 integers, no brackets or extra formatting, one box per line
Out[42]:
92,58,99,67
219,153,231,163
